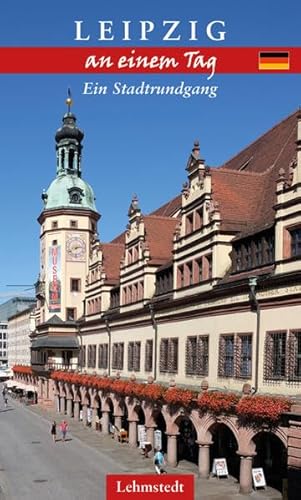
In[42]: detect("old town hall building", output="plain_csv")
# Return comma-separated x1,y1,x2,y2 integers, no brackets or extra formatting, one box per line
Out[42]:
13,100,301,498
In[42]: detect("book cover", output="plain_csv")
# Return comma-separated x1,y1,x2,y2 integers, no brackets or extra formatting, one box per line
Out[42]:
0,1,300,499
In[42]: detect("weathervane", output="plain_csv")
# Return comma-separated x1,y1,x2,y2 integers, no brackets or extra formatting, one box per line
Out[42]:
66,88,73,113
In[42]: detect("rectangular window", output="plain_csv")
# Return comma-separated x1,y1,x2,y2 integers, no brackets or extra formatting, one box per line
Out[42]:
87,344,96,368
292,331,301,380
218,335,235,377
264,331,287,380
254,239,263,266
178,265,184,288
204,254,212,280
70,220,78,228
186,336,197,375
128,341,141,372
66,308,76,321
187,262,193,286
272,332,286,378
235,247,242,271
159,339,169,372
98,344,108,369
291,228,301,257
70,278,81,292
239,334,252,378
265,234,275,263
197,259,203,282
52,221,58,229
168,338,179,373
244,243,252,269
80,345,86,368
198,336,209,376
186,213,194,234
145,339,153,372
195,208,203,230
112,342,124,370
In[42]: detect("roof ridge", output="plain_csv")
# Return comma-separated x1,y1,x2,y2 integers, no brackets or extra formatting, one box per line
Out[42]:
214,167,266,178
102,242,124,247
220,108,298,170
145,214,179,221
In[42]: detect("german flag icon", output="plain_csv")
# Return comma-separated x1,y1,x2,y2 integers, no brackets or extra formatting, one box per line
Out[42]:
258,51,290,70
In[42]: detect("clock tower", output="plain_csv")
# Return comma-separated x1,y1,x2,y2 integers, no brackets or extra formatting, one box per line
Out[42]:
36,94,100,325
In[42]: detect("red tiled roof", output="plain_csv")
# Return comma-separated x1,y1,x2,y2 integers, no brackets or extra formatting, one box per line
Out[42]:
150,194,182,217
101,243,124,281
144,216,178,265
211,168,266,233
221,110,297,174
215,109,298,235
110,110,298,251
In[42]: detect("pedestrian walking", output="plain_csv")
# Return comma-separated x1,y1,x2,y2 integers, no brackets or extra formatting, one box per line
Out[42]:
4,396,8,408
50,421,57,443
60,420,68,442
154,449,167,474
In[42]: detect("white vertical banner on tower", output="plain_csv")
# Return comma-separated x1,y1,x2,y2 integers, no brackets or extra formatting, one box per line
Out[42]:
48,245,61,312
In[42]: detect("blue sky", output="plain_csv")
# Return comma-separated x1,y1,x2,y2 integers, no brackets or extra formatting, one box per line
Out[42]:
0,0,301,303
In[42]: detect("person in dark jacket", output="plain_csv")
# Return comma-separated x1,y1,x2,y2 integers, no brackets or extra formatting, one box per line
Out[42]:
50,421,57,442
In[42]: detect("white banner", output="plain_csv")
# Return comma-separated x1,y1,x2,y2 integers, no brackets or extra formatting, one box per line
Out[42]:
137,424,146,448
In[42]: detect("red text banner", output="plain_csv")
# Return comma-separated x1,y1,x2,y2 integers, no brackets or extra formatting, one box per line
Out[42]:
0,47,300,74
106,474,194,500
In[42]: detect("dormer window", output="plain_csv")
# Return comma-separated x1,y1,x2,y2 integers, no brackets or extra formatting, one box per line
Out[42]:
68,187,84,204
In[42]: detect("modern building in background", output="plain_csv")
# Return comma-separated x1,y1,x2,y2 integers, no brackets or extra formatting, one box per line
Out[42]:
0,322,8,366
0,297,36,321
0,297,36,366
7,305,36,367
12,101,301,497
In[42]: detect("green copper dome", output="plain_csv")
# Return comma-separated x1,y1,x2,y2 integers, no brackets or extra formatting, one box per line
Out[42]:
42,173,97,211
41,102,98,214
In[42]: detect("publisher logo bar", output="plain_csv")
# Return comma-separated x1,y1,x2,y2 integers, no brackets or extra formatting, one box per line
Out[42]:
106,474,194,500
0,47,300,74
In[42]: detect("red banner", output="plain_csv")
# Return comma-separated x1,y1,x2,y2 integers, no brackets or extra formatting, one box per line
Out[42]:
106,474,194,500
0,47,300,73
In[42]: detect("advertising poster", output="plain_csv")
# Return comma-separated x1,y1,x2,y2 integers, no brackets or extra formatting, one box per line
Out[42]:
48,245,61,312
0,1,300,500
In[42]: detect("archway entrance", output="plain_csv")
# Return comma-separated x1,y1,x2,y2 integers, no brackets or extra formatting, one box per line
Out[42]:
154,411,167,453
253,432,287,492
210,423,239,479
177,417,198,464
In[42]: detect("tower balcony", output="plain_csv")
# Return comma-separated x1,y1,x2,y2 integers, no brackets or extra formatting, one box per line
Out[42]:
35,279,45,300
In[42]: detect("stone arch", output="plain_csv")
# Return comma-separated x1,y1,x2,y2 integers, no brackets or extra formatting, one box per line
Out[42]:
208,420,240,479
81,388,91,406
174,413,198,464
101,395,114,424
58,382,66,398
250,428,288,492
91,391,101,409
152,407,167,453
125,397,145,422
65,383,74,400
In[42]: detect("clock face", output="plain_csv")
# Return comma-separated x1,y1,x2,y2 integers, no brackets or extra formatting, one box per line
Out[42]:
66,235,86,261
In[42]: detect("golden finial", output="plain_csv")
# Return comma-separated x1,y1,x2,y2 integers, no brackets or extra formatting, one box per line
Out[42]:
66,88,73,113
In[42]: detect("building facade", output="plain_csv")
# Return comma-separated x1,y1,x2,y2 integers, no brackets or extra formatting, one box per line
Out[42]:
7,306,36,367
14,104,301,497
0,322,8,366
